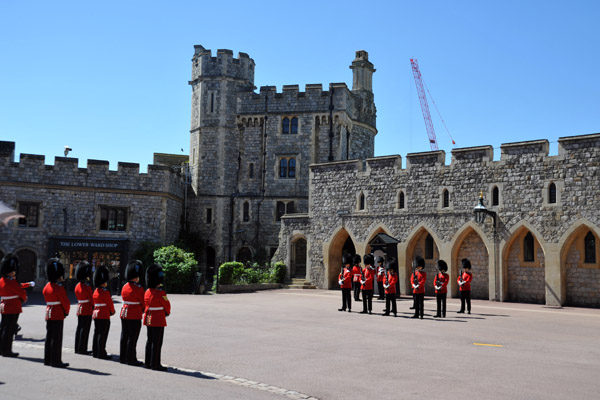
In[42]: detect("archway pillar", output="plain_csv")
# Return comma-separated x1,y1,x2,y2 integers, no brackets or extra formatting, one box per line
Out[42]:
397,242,408,294
544,243,564,306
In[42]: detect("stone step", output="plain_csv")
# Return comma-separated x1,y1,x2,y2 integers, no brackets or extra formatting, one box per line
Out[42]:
287,279,317,289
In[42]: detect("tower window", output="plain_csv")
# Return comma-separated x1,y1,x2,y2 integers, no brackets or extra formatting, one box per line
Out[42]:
584,231,596,264
279,159,288,178
398,191,405,209
290,117,298,134
549,183,557,204
282,117,298,134
276,200,295,221
288,158,296,178
100,206,127,231
492,186,499,206
243,201,250,222
276,201,286,221
359,192,365,210
249,163,254,179
442,189,449,208
425,234,434,259
18,202,40,228
279,157,296,179
206,208,212,224
282,117,289,134
286,201,295,214
524,232,535,262
210,92,215,113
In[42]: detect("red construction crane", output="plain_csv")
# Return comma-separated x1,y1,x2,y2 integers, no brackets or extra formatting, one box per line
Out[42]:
410,59,456,151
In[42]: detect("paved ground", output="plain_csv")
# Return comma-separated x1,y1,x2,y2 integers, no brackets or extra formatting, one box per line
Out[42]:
2,289,600,399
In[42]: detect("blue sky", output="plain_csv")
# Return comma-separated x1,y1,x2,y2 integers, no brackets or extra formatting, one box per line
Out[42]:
1,0,598,171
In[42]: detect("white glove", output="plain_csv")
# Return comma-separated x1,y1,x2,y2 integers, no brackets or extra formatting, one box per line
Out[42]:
383,284,389,289
412,284,419,289
459,281,465,286
360,280,366,285
338,280,343,286
29,281,36,288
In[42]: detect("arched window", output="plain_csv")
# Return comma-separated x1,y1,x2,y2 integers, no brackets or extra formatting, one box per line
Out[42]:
425,234,434,259
290,117,298,134
549,183,557,204
243,201,250,222
359,192,365,210
492,186,499,206
399,191,405,209
442,189,449,208
282,117,290,134
524,232,535,262
279,159,288,178
288,158,296,178
584,231,596,264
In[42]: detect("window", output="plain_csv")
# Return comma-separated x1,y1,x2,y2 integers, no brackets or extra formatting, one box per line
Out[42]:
359,192,365,210
548,183,557,204
442,189,449,208
286,201,295,214
249,163,254,179
290,117,298,134
276,201,286,221
279,157,296,179
425,234,434,259
210,92,215,113
206,208,212,224
524,232,535,262
282,117,289,134
398,191,405,209
282,117,298,134
100,206,127,231
492,186,499,206
276,200,295,221
243,201,250,222
18,202,39,228
584,231,596,264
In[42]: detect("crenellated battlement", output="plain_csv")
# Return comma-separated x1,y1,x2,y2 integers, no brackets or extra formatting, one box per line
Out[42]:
190,45,255,84
0,142,184,198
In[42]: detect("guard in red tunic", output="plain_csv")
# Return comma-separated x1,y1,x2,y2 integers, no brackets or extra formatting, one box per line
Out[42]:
411,256,426,319
92,266,115,360
457,258,473,314
43,258,70,368
382,259,398,317
375,256,385,300
360,254,375,314
0,253,32,357
120,260,145,366
351,254,362,301
338,253,353,312
143,263,171,371
433,260,449,318
74,261,93,355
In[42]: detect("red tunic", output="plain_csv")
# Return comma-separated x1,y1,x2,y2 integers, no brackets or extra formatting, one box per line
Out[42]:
92,287,115,320
412,270,426,294
458,271,473,291
434,272,449,294
361,267,375,290
43,282,70,321
351,266,361,283
74,282,94,316
143,288,171,327
0,276,27,314
338,267,352,289
376,266,385,283
120,282,145,320
384,273,398,294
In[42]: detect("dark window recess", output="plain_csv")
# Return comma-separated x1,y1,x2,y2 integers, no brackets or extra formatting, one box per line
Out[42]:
243,202,250,222
249,163,254,179
549,183,557,204
288,158,296,178
206,208,212,224
359,193,365,210
584,231,596,264
18,202,39,227
492,186,499,206
290,117,298,134
286,201,295,214
210,93,215,113
276,201,286,221
282,117,290,134
279,159,287,178
442,190,449,208
100,206,127,231
399,192,405,209
425,234,434,259
524,232,535,262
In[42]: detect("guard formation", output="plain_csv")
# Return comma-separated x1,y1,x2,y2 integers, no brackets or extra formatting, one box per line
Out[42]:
337,253,474,318
0,253,171,371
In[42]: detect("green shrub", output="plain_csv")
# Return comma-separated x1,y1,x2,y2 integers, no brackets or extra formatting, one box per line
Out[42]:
217,261,286,286
218,262,243,285
153,245,198,293
272,261,287,284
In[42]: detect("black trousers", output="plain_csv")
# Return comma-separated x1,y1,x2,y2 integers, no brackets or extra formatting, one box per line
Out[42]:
145,326,164,369
362,289,373,312
45,320,64,365
377,281,385,299
385,293,397,315
414,293,425,317
120,319,142,364
341,288,352,311
353,282,361,301
92,319,110,358
0,313,19,355
75,315,92,354
460,290,471,312
436,293,447,317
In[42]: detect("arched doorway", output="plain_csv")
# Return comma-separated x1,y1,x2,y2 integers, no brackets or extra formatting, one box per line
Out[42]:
504,227,545,304
237,247,252,264
15,249,36,283
561,224,600,307
327,228,356,289
454,229,489,300
406,228,439,296
291,238,307,279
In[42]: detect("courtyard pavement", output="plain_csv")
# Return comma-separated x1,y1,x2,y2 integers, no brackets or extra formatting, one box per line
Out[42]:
2,289,600,399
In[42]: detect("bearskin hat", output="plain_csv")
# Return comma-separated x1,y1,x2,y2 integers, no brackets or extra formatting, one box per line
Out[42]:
386,257,398,271
375,256,384,265
437,260,448,272
146,263,164,289
342,253,353,266
461,258,472,270
0,253,19,276
363,254,374,266
75,260,92,282
414,256,425,268
46,258,65,282
125,259,144,281
352,254,362,266
93,265,110,287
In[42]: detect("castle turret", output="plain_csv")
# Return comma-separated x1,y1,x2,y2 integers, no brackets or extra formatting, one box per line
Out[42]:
349,50,375,92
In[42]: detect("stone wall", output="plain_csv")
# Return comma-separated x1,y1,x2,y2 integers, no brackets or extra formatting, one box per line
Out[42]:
507,243,545,304
456,231,490,300
565,243,600,307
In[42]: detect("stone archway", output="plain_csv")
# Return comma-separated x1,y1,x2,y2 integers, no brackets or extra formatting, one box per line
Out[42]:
453,229,489,300
237,247,253,264
326,228,356,289
15,248,37,282
503,227,545,304
405,226,440,296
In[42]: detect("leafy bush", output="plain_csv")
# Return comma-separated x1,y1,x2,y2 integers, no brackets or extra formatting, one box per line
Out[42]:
272,262,287,284
218,262,242,285
153,245,198,293
217,261,287,286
